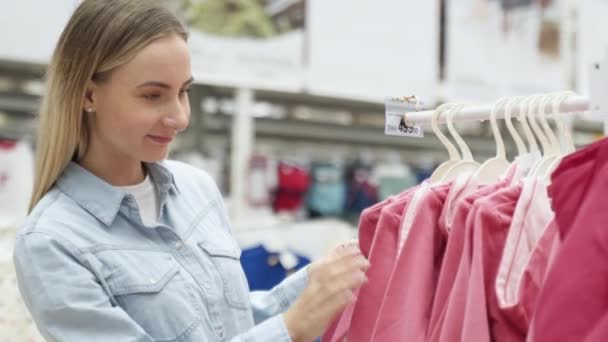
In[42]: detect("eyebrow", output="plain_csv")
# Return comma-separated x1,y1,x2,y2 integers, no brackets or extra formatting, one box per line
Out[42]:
136,76,194,89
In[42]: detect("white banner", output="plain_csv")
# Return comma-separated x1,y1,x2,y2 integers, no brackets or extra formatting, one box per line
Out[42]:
0,0,439,102
306,0,439,102
445,0,568,102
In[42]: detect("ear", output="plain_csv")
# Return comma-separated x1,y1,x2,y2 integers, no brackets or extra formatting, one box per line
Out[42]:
82,81,97,113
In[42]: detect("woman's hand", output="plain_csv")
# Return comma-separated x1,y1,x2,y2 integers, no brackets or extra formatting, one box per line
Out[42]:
283,240,370,342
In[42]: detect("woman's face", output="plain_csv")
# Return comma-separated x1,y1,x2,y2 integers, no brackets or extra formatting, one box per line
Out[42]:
85,34,192,164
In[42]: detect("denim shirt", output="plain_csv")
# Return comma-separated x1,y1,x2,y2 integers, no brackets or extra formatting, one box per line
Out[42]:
13,161,308,342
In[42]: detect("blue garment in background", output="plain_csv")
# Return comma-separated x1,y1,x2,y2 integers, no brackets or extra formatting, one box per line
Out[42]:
240,245,311,291
306,163,346,217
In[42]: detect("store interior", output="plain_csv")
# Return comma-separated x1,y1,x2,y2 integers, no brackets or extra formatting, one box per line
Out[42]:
2,0,608,341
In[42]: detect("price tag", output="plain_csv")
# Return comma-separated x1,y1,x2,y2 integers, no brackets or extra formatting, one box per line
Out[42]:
384,96,424,138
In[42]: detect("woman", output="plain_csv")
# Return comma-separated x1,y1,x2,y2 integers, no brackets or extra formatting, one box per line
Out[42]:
13,0,369,341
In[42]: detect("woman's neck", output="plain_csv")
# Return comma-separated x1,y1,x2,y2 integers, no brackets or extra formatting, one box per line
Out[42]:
79,141,146,187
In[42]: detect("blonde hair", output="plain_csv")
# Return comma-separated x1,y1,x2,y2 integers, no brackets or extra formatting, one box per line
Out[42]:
29,0,188,212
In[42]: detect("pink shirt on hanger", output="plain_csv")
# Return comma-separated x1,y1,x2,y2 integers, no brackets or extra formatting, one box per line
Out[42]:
458,183,522,342
370,183,452,342
322,195,395,342
507,220,561,342
582,312,608,342
344,185,424,342
323,186,419,342
532,138,608,342
427,166,518,342
491,178,556,342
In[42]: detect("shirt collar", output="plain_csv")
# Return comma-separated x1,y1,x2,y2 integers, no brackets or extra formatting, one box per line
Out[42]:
56,161,179,226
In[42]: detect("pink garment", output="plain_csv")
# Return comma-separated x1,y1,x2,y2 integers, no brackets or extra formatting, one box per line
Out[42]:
508,220,561,342
532,138,608,342
344,188,420,342
322,196,394,342
323,187,418,342
428,168,517,342
458,183,522,342
583,313,608,342
370,183,451,342
491,179,557,342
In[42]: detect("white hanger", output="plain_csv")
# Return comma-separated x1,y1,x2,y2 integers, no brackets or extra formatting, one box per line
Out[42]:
429,104,462,183
518,96,540,156
542,92,577,180
530,94,561,178
471,97,512,185
504,96,527,158
551,91,577,154
539,93,561,156
441,104,481,181
527,95,551,158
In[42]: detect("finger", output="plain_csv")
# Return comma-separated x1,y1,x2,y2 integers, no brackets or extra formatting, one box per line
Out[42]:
327,268,368,295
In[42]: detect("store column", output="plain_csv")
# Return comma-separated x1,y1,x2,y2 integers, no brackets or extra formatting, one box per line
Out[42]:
230,88,254,227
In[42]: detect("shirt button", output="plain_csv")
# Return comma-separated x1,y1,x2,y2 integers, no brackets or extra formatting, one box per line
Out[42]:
175,242,183,250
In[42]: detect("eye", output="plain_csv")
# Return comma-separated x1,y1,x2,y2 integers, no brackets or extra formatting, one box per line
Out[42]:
179,88,191,97
143,93,161,101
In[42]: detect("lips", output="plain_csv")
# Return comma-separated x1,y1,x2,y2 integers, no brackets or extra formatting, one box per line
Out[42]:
147,135,174,145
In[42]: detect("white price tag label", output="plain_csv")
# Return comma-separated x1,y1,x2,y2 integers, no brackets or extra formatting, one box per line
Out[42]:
384,97,424,138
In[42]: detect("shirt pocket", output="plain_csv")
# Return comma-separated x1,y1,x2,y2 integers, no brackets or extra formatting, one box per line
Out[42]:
95,249,203,341
197,239,251,310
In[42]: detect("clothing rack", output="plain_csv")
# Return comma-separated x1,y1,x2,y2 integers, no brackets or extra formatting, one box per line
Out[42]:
405,95,590,125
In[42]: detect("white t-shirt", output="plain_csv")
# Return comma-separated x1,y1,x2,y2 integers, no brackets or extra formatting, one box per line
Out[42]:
119,175,159,226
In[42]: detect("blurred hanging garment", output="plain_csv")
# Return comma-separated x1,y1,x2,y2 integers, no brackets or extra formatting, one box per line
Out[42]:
272,161,310,213
344,161,379,217
373,161,418,201
306,162,346,217
247,154,277,207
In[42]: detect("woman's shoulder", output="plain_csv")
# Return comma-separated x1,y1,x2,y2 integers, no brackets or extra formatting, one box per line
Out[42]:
19,187,98,243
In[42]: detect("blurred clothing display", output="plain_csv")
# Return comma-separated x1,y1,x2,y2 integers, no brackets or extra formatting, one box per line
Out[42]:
240,244,310,291
306,162,346,217
344,161,379,218
247,155,277,207
272,161,311,213
373,161,417,201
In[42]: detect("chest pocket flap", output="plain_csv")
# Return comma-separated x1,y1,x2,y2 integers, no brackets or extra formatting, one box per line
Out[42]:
92,249,202,341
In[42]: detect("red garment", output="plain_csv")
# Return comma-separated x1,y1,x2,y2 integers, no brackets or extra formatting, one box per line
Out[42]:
532,138,608,342
370,183,451,342
428,170,516,342
273,162,310,212
0,139,17,150
322,187,418,342
459,183,522,342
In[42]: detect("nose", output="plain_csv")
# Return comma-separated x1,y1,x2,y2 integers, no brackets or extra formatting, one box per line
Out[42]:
163,101,190,133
